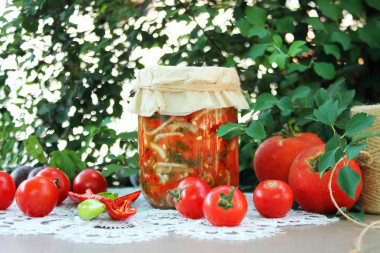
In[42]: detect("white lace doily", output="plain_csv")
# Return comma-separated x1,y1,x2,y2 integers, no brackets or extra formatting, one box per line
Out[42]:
0,187,338,244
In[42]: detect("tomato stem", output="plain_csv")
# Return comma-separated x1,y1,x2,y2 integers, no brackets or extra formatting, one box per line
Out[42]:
217,186,235,210
167,189,181,202
53,179,60,190
278,124,295,138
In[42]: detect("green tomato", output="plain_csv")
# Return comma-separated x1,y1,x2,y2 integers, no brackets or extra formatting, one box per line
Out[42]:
77,199,105,221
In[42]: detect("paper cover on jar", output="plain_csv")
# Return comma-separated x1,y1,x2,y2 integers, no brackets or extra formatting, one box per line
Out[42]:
127,66,249,116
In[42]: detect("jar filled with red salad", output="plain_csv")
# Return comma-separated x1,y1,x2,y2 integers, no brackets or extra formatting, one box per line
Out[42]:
128,66,249,209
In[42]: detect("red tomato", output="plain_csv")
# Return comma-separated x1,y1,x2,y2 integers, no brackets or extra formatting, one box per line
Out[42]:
288,145,363,214
73,169,107,194
36,167,71,205
253,180,293,218
0,172,16,210
15,176,59,217
169,177,211,219
203,185,247,227
254,132,324,183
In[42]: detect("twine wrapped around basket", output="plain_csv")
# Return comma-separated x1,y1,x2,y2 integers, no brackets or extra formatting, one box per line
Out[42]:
351,105,380,214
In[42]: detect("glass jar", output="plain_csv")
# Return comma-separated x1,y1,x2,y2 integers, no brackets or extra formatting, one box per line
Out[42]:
138,107,239,209
128,66,249,209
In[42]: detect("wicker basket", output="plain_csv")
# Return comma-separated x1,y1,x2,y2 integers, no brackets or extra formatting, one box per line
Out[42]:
351,105,380,214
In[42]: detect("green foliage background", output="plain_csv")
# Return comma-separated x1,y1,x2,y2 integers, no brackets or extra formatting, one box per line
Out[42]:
1,0,380,189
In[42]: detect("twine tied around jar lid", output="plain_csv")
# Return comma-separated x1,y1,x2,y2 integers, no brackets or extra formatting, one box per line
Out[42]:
127,66,249,117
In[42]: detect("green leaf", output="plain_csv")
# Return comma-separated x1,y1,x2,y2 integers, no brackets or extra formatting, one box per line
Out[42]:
287,63,308,73
341,0,363,17
254,93,279,111
358,23,380,49
348,207,365,222
314,88,329,107
236,19,250,37
276,17,295,33
37,0,47,9
331,31,351,51
246,6,267,27
122,168,139,177
325,135,341,151
303,17,326,31
118,131,138,140
101,164,124,177
292,86,311,100
365,0,380,11
288,41,306,57
327,78,344,97
351,130,380,143
217,122,244,140
337,165,361,200
317,0,340,22
128,153,139,168
277,97,294,116
248,27,268,38
275,54,287,68
323,44,341,60
313,99,339,126
50,150,86,179
258,110,275,127
23,135,47,163
22,15,38,33
339,90,355,108
272,35,283,48
245,121,266,140
318,149,338,176
249,44,268,59
346,142,368,161
313,62,336,80
345,113,375,137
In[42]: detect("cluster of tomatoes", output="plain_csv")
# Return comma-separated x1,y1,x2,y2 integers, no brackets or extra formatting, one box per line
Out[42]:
168,176,293,226
0,168,107,217
254,132,363,215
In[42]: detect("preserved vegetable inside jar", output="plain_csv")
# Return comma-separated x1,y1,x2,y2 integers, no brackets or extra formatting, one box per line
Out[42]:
138,107,239,209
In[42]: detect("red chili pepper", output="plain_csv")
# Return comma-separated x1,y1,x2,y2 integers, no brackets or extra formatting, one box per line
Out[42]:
139,150,157,183
114,190,141,207
68,189,140,221
105,200,137,221
68,189,116,207
146,119,162,127
68,189,140,209
143,165,157,183
140,150,153,163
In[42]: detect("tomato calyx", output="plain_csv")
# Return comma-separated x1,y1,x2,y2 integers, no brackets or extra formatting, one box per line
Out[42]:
217,186,235,210
168,184,190,203
266,181,278,188
307,151,330,173
53,179,61,190
276,124,295,139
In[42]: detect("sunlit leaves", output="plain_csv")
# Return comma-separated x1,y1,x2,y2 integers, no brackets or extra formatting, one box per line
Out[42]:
50,150,86,179
314,99,340,126
344,113,375,137
23,135,47,164
217,122,244,140
246,121,266,140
